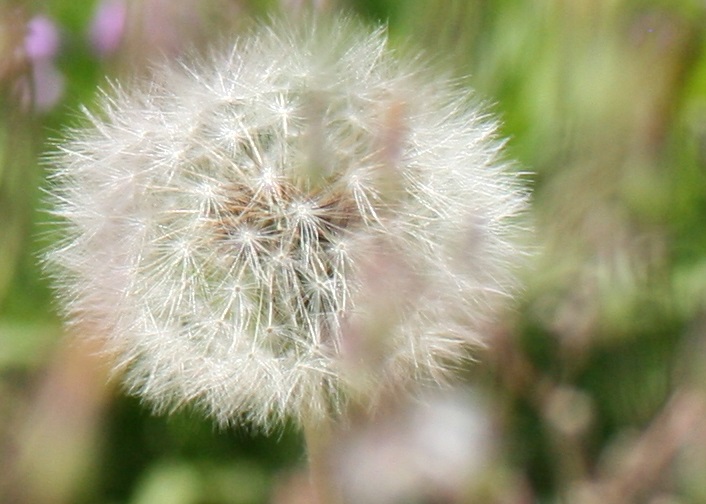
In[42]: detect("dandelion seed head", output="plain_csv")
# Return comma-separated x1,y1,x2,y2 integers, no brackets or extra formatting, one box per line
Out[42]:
45,17,529,429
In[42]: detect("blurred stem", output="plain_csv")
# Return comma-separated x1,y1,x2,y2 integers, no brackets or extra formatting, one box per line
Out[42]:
1,334,110,504
302,416,342,504
488,329,592,487
598,389,706,503
0,90,37,310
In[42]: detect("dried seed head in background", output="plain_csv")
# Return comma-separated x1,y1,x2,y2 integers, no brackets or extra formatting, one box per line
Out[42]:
44,16,529,429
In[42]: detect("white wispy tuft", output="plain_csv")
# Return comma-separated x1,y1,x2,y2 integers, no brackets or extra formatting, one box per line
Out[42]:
44,16,529,429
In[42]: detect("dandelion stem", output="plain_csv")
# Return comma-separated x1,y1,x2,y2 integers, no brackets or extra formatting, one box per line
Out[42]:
303,416,341,504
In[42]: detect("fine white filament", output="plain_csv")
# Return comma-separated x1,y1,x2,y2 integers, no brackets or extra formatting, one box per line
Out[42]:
45,17,529,429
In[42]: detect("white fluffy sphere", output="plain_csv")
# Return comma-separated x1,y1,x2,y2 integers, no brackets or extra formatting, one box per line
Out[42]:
45,17,528,428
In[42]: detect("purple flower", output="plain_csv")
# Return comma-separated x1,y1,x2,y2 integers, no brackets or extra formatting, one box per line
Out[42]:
24,15,60,60
89,0,127,56
21,15,64,112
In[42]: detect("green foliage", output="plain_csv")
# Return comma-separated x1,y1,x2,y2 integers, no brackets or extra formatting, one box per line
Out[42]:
4,0,706,502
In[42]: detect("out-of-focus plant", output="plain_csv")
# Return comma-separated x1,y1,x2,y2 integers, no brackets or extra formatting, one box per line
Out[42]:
385,1,706,502
1,6,67,315
88,0,127,57
22,15,65,112
6,0,706,503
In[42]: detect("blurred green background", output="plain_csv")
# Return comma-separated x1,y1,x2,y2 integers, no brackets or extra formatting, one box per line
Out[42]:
3,0,706,502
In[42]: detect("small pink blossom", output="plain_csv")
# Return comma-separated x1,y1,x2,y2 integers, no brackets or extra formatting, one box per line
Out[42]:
24,15,60,60
20,15,64,112
89,0,127,56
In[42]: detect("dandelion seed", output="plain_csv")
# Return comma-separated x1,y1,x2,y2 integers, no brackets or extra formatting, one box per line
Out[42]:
44,16,529,430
